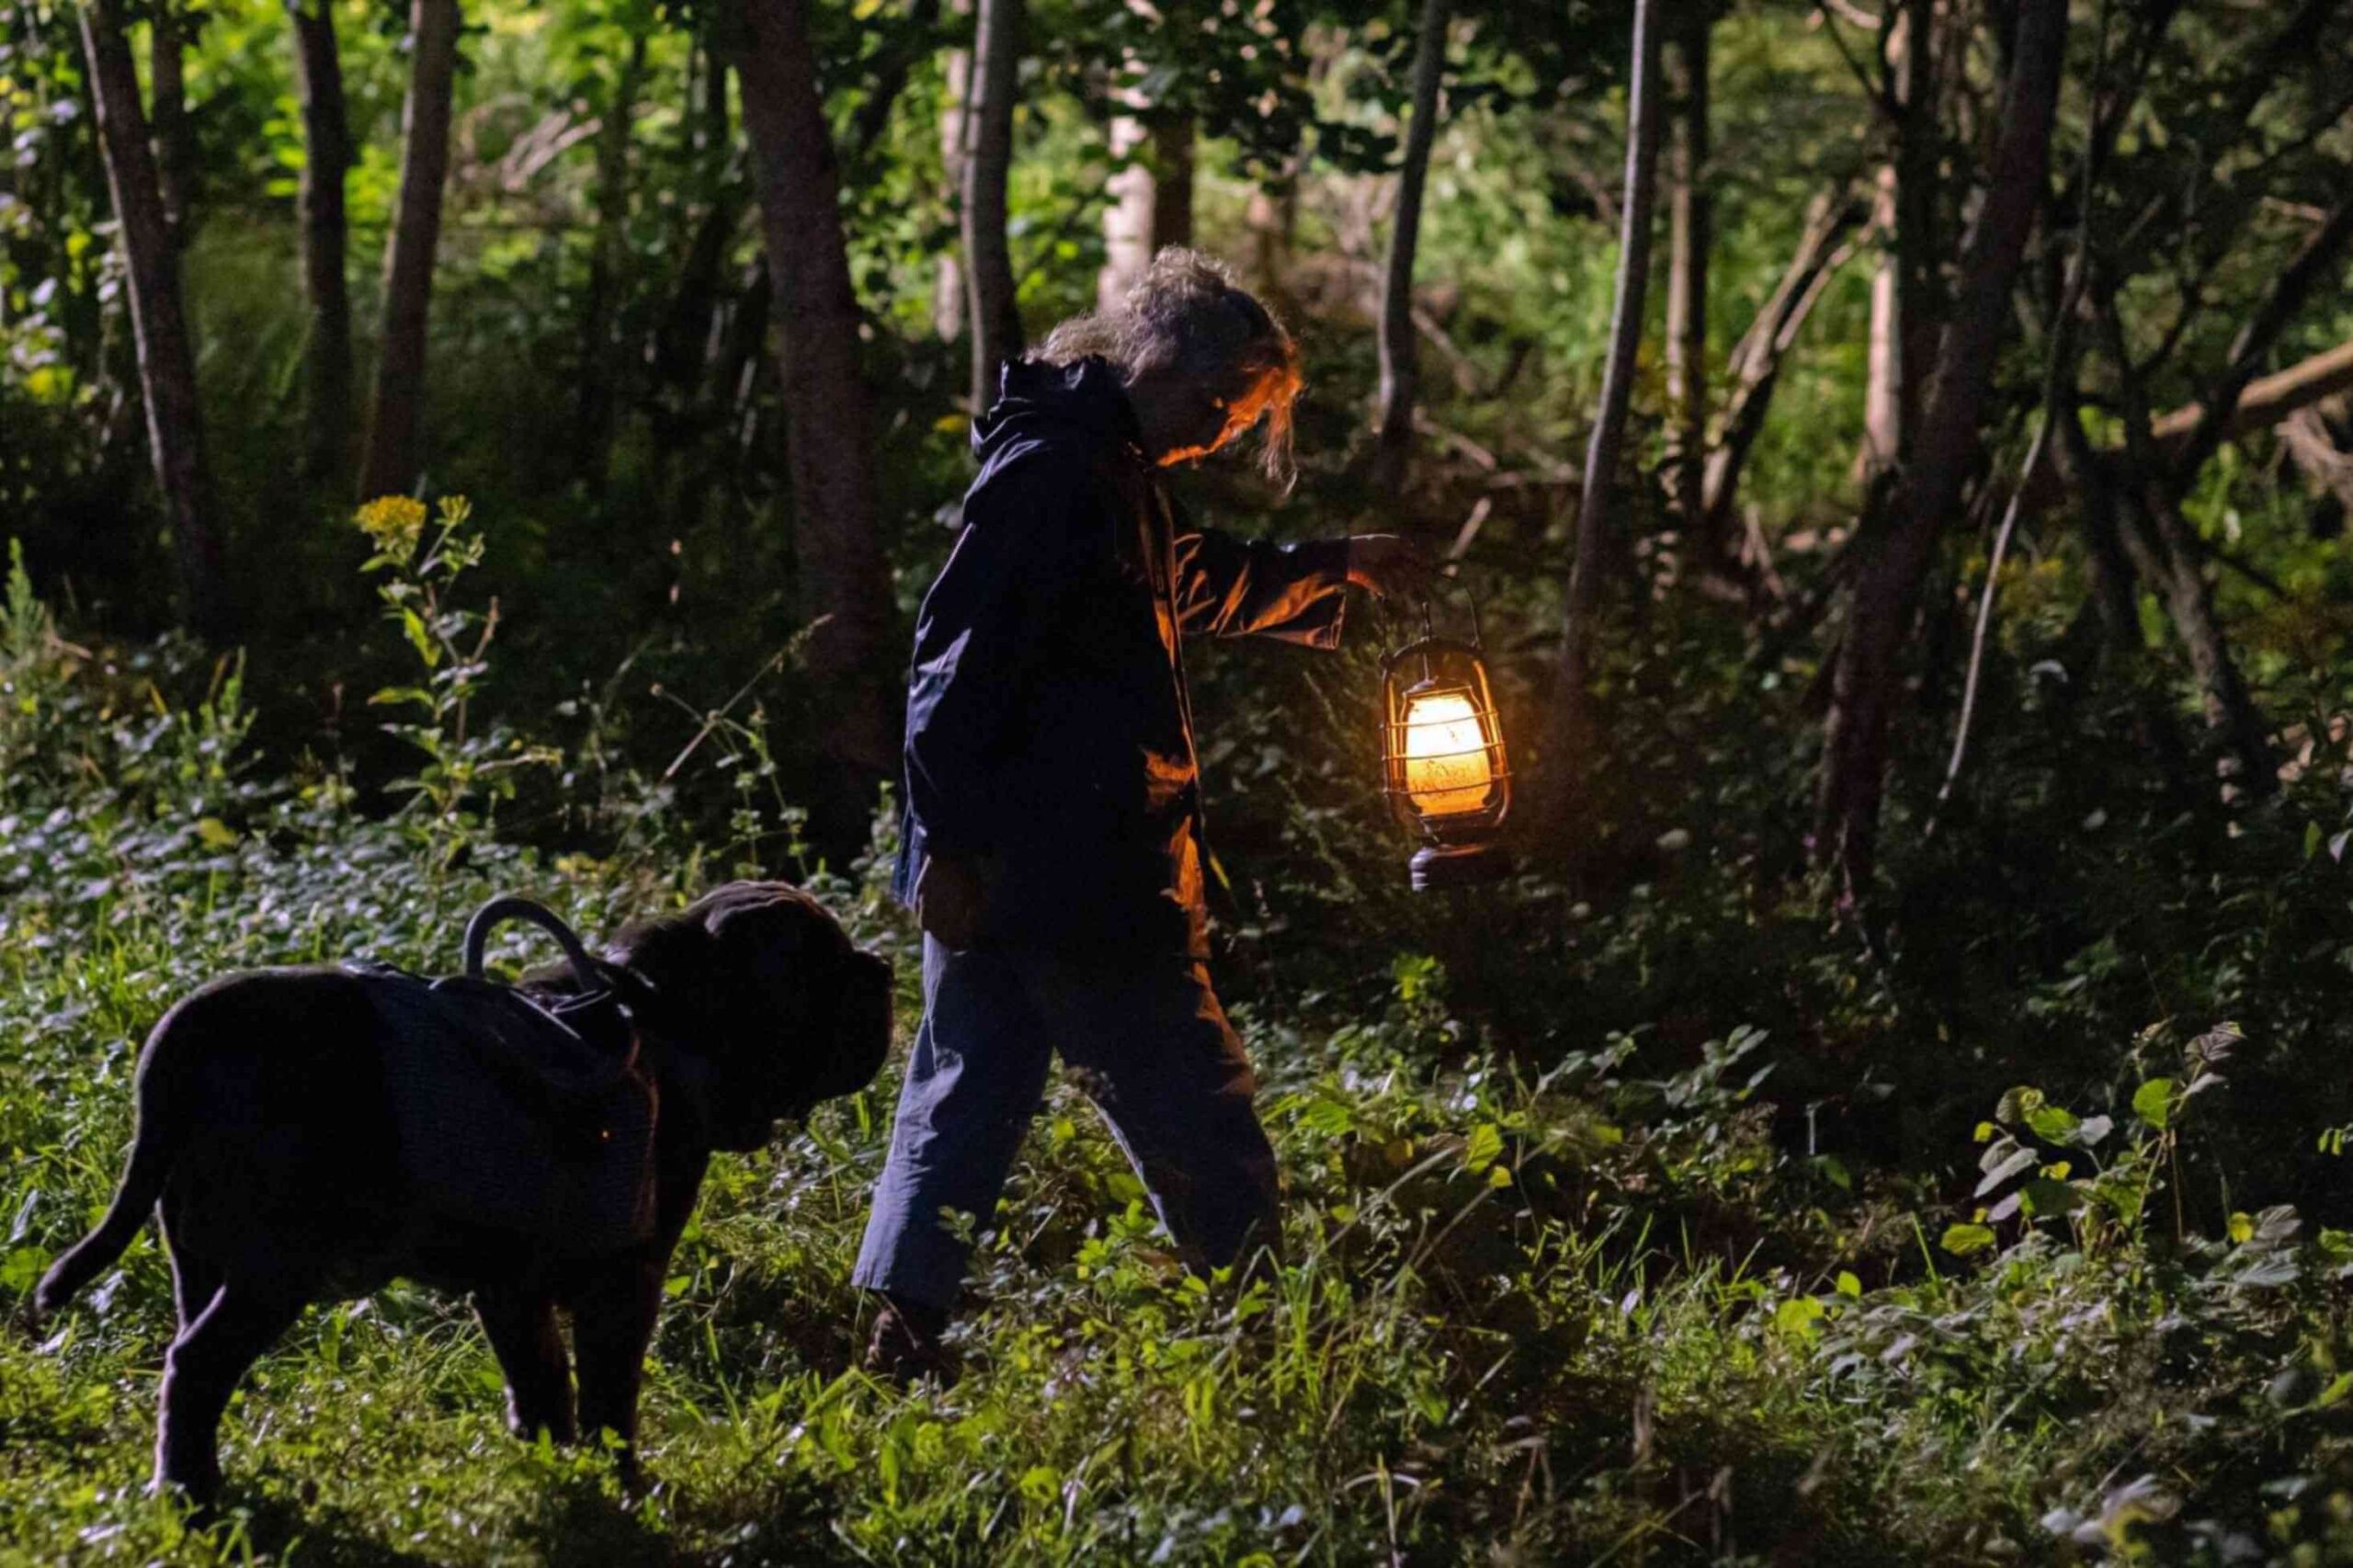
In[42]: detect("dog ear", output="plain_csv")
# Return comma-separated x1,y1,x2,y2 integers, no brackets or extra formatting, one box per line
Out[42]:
702,884,813,954
697,887,841,1139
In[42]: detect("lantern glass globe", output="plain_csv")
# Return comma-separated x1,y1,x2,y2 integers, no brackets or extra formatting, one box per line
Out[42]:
1400,688,1495,817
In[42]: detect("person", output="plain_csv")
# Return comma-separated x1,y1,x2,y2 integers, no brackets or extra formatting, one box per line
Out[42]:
853,247,1428,1381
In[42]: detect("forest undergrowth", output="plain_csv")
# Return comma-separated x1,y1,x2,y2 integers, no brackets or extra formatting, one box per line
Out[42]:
7,508,2353,1566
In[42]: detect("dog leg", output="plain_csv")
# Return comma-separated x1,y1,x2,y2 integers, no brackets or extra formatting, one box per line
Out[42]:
153,1285,304,1502
475,1291,576,1443
167,1244,222,1334
570,1260,663,1483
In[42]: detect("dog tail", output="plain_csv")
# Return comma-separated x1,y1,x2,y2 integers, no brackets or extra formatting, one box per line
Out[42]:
34,1010,188,1320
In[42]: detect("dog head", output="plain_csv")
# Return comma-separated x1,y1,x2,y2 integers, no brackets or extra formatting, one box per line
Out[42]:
608,881,893,1150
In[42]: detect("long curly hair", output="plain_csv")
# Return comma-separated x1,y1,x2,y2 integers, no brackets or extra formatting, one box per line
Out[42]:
1032,247,1303,487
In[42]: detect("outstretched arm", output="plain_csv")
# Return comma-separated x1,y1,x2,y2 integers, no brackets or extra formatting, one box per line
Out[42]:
1172,524,1432,646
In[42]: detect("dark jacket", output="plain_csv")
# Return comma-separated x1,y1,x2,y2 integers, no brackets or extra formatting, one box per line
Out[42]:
893,357,1353,957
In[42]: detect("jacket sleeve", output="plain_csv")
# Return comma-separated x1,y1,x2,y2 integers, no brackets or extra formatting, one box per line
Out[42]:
1170,517,1353,648
903,459,1095,860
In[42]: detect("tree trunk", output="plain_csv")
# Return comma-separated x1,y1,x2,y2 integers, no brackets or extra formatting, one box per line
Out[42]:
576,32,651,474
1859,0,1938,479
1099,113,1153,311
152,0,191,248
1664,7,1710,532
1699,189,1865,557
1538,0,1662,851
652,52,734,400
733,0,899,827
359,0,460,502
1098,111,1195,309
2053,403,2144,656
934,0,970,342
1369,0,1451,494
1245,171,1298,292
288,0,353,488
77,0,224,631
1860,165,1902,474
1813,0,2068,894
1893,0,1939,432
2097,298,2279,793
961,0,1022,412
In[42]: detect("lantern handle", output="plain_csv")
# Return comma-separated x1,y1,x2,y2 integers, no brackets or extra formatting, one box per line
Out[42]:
1406,574,1487,653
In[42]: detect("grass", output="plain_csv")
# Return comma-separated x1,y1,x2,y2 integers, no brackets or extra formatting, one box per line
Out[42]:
6,573,2353,1564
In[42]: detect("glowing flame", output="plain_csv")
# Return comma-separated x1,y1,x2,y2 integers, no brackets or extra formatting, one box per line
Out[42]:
1402,690,1494,817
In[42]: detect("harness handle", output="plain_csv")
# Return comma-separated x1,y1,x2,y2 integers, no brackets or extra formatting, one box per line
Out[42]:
462,896,607,993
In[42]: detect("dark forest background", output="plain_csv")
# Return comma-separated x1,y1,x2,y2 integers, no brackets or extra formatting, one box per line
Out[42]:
7,0,2353,1560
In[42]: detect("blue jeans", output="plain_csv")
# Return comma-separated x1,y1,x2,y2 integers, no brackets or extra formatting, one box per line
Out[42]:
851,936,1281,1311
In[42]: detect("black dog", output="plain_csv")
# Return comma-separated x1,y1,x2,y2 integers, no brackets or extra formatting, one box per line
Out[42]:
33,881,892,1501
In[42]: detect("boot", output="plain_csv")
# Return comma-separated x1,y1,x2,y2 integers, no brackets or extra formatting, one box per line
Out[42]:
863,1292,957,1387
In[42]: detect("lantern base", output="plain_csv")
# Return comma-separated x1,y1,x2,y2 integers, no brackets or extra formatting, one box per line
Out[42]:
1409,840,1510,892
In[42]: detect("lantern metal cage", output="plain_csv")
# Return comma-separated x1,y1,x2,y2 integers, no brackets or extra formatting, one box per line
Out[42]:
1380,598,1512,892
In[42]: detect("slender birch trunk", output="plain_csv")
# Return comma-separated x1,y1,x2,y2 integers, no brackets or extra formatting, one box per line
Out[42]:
1369,0,1450,494
1538,0,1662,851
934,0,971,341
152,0,191,248
359,0,461,502
962,0,1022,411
1664,9,1711,533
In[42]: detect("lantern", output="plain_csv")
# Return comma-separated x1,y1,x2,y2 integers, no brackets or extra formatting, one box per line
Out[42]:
1381,603,1512,891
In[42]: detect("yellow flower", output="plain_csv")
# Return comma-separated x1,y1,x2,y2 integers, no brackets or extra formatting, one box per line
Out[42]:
354,495,428,559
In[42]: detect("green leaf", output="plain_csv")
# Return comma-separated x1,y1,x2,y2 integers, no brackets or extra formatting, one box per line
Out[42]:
2023,1102,2079,1144
400,608,438,665
1835,1270,1862,1299
2132,1078,2177,1131
1774,1297,1825,1338
2019,1178,2082,1218
1940,1223,1997,1257
1463,1122,1504,1173
2306,820,2323,859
